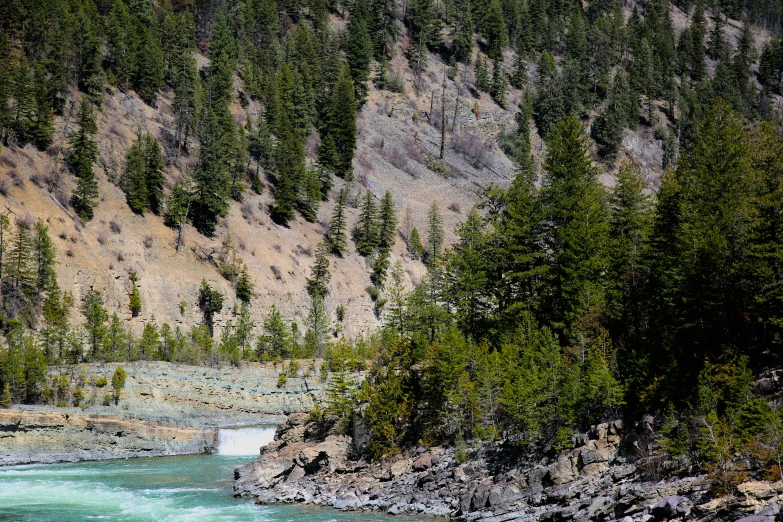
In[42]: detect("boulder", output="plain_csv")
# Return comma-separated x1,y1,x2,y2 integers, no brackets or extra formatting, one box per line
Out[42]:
548,456,577,485
390,459,409,477
651,495,689,520
413,452,433,471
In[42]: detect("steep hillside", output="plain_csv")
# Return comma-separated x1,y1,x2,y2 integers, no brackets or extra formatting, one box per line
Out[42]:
0,44,524,339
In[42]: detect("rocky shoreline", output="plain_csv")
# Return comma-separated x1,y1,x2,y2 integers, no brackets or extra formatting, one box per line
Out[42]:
0,361,320,466
234,414,783,521
0,409,217,466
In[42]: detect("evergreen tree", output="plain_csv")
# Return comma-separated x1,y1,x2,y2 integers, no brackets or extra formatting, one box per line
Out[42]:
321,66,358,180
453,0,474,63
69,101,100,221
475,55,490,92
198,280,224,338
346,0,373,106
81,289,108,360
123,131,165,214
425,201,444,266
271,101,305,225
126,282,140,319
307,243,332,300
257,305,292,358
172,49,201,154
482,0,508,60
540,116,610,331
707,12,728,61
235,266,254,303
327,189,348,256
32,219,56,302
133,25,165,105
75,5,104,97
7,221,34,301
378,190,397,251
489,59,508,107
606,161,650,332
354,190,379,256
191,107,232,235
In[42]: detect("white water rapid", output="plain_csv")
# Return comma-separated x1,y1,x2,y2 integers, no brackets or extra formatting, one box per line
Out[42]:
217,426,277,456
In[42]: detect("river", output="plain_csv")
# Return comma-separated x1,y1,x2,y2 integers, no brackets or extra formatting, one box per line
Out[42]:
0,426,425,521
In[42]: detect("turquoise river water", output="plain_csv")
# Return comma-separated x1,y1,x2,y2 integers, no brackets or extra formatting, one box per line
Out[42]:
0,428,427,521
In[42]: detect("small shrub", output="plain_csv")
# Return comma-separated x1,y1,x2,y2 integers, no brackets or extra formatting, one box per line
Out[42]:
109,221,122,234
366,285,380,301
452,132,491,168
143,236,153,248
277,372,288,388
96,377,108,388
336,304,346,322
273,244,282,253
447,201,461,213
12,176,24,188
102,394,113,406
179,301,187,314
30,173,48,187
309,403,324,422
97,231,107,245
295,245,313,257
425,153,450,178
382,145,409,171
59,231,67,240
387,69,405,93
116,251,125,262
16,212,33,229
0,178,8,196
271,265,282,280
66,248,74,257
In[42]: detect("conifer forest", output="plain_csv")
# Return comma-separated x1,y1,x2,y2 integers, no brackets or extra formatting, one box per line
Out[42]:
2,0,783,493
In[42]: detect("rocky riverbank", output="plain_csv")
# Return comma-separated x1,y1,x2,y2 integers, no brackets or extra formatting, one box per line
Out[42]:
0,409,217,466
1,360,323,466
234,414,783,521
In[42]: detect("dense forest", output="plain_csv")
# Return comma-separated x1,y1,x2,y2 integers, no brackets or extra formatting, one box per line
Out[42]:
1,0,783,491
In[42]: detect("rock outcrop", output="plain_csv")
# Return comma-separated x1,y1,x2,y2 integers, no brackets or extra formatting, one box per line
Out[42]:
234,416,783,521
0,409,217,466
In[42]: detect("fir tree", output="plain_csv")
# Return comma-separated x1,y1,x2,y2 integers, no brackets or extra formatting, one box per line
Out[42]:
540,116,610,331
307,243,332,299
191,106,232,235
172,49,201,154
123,131,164,214
235,266,254,303
327,189,348,256
426,201,444,266
378,190,397,251
198,280,224,337
32,219,56,302
257,305,292,358
346,0,373,106
321,66,358,180
69,101,99,221
130,284,142,317
354,190,380,256
482,0,508,60
489,59,508,107
475,55,490,92
81,289,108,360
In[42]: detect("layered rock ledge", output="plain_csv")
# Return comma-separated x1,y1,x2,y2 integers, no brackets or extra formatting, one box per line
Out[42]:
0,409,217,466
234,414,783,521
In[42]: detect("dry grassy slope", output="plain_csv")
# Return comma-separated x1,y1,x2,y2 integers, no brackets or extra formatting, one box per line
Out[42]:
0,43,525,339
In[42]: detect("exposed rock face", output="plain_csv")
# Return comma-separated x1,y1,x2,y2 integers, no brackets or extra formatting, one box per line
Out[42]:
42,361,325,425
1,361,327,466
234,417,783,521
0,410,217,466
